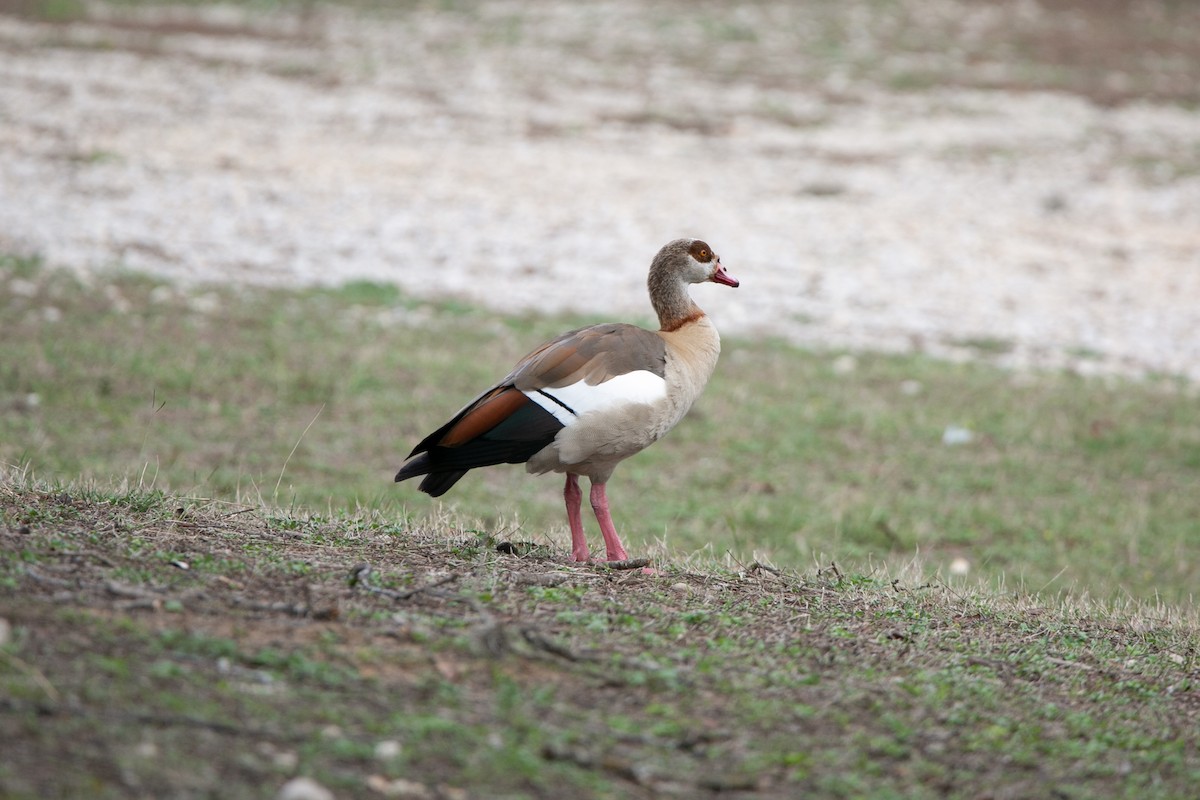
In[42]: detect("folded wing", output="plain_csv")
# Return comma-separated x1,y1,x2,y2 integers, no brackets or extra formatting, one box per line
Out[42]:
395,323,668,496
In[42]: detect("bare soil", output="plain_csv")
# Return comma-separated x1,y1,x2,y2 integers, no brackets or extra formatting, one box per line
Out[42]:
1,0,1200,380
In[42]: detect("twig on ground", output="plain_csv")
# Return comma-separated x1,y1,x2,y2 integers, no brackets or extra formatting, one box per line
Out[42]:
24,566,72,588
520,626,586,662
349,563,460,601
725,549,750,572
603,559,651,571
818,562,843,580
222,507,257,519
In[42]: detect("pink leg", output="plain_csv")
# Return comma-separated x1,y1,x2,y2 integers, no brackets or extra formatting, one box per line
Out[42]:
589,482,630,562
564,474,590,562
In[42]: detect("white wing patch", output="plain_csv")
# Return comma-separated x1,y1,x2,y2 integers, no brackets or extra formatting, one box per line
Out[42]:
525,370,667,426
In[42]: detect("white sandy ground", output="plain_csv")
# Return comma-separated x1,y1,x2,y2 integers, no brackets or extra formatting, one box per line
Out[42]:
1,3,1199,381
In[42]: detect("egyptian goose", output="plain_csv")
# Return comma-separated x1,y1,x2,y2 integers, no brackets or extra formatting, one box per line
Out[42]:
395,238,739,563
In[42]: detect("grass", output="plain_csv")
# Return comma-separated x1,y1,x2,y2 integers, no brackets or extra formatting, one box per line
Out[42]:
3,254,1199,608
1,481,1198,798
4,1,1200,793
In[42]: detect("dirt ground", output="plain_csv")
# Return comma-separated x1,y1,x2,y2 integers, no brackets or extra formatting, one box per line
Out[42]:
3,484,1198,799
1,0,1200,381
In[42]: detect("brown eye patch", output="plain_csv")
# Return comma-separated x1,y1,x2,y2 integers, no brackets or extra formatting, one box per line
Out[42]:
688,240,714,263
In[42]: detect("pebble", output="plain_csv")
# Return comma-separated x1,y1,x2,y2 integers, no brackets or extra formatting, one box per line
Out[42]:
942,426,975,446
373,740,402,760
364,776,431,798
276,777,334,800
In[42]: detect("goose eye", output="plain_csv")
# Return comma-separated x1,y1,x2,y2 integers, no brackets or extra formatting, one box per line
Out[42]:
688,241,714,262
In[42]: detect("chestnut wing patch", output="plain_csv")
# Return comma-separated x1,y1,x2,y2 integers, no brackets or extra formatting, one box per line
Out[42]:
396,386,563,496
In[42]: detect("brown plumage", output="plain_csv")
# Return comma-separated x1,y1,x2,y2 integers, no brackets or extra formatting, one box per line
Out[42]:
395,238,739,563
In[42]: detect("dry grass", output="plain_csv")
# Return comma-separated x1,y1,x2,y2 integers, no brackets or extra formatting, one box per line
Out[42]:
2,478,1198,798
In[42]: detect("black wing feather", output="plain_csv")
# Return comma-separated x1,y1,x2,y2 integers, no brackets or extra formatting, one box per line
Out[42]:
395,392,563,496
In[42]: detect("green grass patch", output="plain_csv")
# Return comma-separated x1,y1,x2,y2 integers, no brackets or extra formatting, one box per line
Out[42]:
4,255,1199,606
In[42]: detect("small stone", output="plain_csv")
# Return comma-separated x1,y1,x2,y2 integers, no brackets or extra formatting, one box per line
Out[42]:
363,777,430,798
948,557,970,576
134,741,158,758
669,582,690,594
942,426,974,446
276,777,334,800
374,739,402,760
